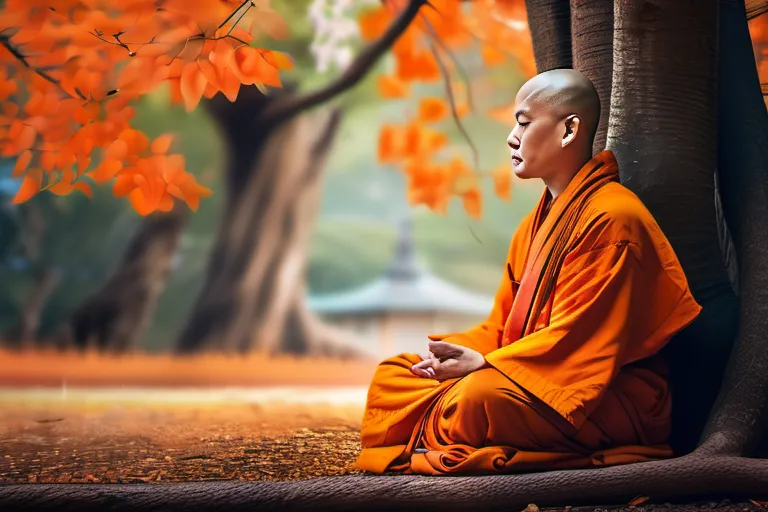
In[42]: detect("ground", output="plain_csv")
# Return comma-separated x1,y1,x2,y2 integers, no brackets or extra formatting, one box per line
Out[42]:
0,387,365,483
1,387,766,512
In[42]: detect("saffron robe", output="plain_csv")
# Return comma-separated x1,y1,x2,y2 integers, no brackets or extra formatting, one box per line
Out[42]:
354,150,702,475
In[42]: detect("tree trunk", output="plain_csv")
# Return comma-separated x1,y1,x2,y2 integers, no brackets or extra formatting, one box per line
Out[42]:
3,200,62,348
699,0,768,457
570,0,613,155
56,208,187,353
14,266,60,346
607,0,740,455
176,87,358,357
524,0,572,72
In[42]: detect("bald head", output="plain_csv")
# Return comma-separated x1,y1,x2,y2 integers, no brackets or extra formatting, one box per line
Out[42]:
506,69,603,195
518,69,601,146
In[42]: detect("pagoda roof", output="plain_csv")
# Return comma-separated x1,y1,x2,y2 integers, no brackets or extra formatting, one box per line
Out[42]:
308,217,494,316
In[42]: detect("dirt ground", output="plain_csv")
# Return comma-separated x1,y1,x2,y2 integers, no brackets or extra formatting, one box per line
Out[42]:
0,387,765,512
0,387,365,483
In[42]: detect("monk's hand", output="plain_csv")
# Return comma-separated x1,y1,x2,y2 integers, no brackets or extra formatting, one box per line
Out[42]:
411,350,438,379
411,341,486,381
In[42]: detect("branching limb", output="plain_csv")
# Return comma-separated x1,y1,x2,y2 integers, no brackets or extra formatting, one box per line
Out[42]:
260,0,428,125
0,36,83,99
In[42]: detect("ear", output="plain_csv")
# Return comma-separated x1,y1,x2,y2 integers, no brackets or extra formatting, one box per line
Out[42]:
561,115,580,148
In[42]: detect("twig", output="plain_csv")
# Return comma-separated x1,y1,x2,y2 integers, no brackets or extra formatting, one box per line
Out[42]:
419,6,475,112
225,2,252,37
0,36,84,99
260,0,428,125
421,16,480,172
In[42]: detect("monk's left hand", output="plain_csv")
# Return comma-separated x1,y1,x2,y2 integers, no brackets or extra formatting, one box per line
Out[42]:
411,341,487,381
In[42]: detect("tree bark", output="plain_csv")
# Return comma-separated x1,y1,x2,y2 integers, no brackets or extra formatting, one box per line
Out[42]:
607,0,740,455
524,0,572,72
570,0,613,155
56,208,187,353
699,0,768,457
175,87,357,357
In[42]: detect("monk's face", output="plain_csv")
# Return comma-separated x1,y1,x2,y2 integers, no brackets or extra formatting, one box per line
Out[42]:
506,95,567,181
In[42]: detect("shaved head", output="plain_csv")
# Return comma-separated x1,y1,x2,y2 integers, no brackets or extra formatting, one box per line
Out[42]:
518,68,601,145
506,68,602,196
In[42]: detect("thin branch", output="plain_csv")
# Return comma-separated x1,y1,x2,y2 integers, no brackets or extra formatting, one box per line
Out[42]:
0,36,84,99
219,0,250,29
421,17,480,172
419,5,476,112
225,2,252,37
260,0,428,125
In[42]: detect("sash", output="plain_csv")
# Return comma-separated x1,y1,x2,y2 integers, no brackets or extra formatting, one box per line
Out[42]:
500,150,620,346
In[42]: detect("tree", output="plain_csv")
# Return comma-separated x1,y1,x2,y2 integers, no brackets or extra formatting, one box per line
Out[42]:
3,0,768,508
0,0,293,213
55,207,188,352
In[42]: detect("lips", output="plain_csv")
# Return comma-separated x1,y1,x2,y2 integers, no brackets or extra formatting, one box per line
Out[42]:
511,154,523,165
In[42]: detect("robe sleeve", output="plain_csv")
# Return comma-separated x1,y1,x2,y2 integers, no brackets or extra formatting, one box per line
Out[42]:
483,236,701,429
426,213,534,356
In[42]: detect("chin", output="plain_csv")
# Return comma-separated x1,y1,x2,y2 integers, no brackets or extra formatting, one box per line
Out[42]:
513,165,531,179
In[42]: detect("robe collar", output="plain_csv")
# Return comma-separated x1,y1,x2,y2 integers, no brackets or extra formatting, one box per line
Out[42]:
502,150,620,345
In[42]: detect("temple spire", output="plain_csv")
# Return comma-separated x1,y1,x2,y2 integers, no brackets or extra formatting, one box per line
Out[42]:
384,214,421,280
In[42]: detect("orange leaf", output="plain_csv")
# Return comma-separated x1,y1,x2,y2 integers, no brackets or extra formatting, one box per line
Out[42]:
17,123,36,150
378,75,409,99
254,8,289,39
12,171,41,204
113,171,137,197
461,189,482,219
358,7,391,41
378,124,401,163
180,62,207,111
629,496,650,507
72,181,93,199
492,162,512,201
481,44,507,66
261,50,294,70
151,134,174,154
418,97,448,123
12,150,32,177
88,159,123,184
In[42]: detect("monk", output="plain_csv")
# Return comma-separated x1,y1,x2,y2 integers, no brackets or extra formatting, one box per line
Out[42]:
354,68,703,476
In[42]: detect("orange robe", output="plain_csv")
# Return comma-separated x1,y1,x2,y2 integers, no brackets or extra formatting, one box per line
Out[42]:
355,150,702,475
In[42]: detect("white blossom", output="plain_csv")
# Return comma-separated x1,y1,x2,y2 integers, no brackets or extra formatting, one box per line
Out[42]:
308,0,380,73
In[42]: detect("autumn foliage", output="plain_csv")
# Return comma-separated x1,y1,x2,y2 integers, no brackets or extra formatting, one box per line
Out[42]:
0,0,292,214
1,0,764,218
364,0,535,218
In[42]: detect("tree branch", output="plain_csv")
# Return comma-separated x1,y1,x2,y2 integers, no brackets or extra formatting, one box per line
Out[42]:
0,36,82,99
260,0,428,125
421,16,480,172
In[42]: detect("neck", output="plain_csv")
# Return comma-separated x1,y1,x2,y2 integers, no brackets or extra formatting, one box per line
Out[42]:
542,150,594,199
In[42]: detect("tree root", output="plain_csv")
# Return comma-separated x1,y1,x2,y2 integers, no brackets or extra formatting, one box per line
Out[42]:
1,454,767,512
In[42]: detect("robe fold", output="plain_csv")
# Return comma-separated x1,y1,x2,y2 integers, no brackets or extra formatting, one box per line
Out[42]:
355,150,702,475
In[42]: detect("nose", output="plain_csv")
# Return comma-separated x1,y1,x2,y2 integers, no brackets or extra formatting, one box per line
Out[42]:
507,132,520,150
